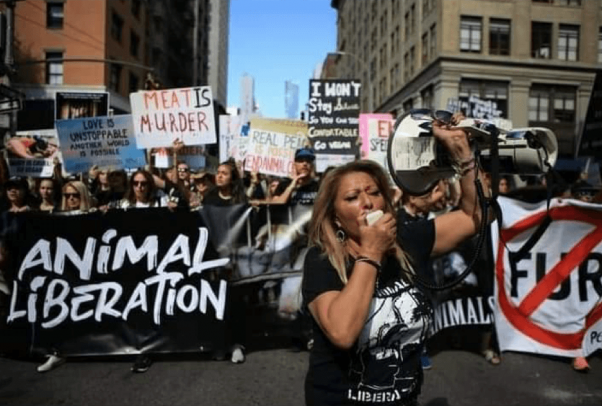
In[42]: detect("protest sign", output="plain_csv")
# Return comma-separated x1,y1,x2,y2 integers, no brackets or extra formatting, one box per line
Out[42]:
6,130,63,177
446,95,503,119
492,197,602,358
359,113,394,167
151,145,207,170
55,92,109,120
308,79,361,157
219,115,250,163
130,87,217,149
55,115,146,174
244,118,308,177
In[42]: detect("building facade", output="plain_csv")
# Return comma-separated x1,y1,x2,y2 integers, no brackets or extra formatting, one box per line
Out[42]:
10,0,220,130
285,80,299,119
207,0,230,111
330,0,601,157
239,72,255,119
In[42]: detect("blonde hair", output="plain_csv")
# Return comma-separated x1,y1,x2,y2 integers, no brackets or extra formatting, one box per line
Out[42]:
61,181,93,212
308,160,413,284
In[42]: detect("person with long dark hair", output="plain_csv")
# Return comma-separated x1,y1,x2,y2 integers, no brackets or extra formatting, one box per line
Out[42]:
203,160,247,206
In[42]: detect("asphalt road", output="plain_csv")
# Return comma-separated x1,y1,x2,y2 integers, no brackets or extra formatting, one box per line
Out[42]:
1,346,601,406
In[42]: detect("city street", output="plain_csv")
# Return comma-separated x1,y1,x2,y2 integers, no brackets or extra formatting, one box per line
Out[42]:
1,345,601,406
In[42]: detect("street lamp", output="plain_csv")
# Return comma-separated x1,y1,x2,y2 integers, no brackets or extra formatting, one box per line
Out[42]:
329,51,372,112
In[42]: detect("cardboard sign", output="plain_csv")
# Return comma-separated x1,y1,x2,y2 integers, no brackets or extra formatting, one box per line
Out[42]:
6,129,63,177
359,113,394,166
245,118,308,177
55,115,146,173
130,87,217,149
308,79,361,157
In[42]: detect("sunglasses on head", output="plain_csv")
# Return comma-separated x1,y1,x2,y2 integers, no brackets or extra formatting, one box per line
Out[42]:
133,181,148,187
410,109,453,125
64,192,80,199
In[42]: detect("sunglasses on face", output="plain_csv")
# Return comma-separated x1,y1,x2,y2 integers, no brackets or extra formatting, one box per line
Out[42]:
64,193,80,199
177,168,189,173
410,109,453,125
133,181,148,187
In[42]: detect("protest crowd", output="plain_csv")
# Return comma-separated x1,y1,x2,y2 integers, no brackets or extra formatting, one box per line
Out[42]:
0,80,600,406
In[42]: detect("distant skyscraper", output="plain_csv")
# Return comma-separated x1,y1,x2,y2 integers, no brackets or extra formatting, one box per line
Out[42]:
240,73,255,120
285,81,299,119
208,0,230,111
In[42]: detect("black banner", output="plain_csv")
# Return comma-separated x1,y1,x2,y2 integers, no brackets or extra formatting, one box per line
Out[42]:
2,209,230,357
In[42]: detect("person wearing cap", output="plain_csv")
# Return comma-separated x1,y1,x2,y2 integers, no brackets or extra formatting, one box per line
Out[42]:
2,177,32,213
190,170,215,206
272,147,319,205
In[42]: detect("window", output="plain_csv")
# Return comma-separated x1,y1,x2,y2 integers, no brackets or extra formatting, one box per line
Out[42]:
129,72,139,94
529,85,575,124
598,27,602,63
130,30,140,58
390,68,395,93
532,0,552,3
556,0,581,5
45,51,63,85
46,2,64,29
459,79,508,118
430,24,436,58
404,52,409,81
409,46,415,76
131,0,141,18
405,12,409,40
422,33,428,64
410,4,415,35
490,19,510,56
421,85,434,111
111,11,124,42
460,17,482,53
403,99,413,113
558,24,579,61
532,22,552,58
109,64,122,92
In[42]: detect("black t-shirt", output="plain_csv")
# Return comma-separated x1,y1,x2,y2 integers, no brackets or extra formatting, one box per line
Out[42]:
302,217,435,406
276,178,319,206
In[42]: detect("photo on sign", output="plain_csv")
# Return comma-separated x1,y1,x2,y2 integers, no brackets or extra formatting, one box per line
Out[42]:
5,130,64,178
5,132,59,160
55,92,110,120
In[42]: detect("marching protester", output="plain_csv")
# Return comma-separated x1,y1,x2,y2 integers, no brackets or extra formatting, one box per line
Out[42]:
301,117,491,405
190,170,215,206
203,159,247,206
398,179,452,371
36,178,60,212
61,180,94,212
115,169,165,209
37,179,94,372
1,177,33,213
271,147,319,205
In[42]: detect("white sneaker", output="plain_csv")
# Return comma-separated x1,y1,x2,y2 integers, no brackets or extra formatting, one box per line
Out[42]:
37,354,65,373
230,345,245,364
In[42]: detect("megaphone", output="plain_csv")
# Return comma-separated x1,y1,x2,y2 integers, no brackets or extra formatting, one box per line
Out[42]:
387,110,559,196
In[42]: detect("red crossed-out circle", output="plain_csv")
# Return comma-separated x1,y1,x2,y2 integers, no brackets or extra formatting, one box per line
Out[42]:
496,205,602,350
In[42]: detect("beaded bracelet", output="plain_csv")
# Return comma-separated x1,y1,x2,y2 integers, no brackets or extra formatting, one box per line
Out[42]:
355,256,382,273
452,157,477,177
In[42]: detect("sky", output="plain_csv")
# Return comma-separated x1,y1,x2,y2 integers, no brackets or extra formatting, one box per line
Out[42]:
227,0,337,119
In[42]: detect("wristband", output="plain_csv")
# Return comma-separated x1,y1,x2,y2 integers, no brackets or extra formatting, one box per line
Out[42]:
355,256,381,273
452,157,476,177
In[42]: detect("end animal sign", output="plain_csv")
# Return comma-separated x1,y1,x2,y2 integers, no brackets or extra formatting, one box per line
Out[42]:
130,86,217,149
